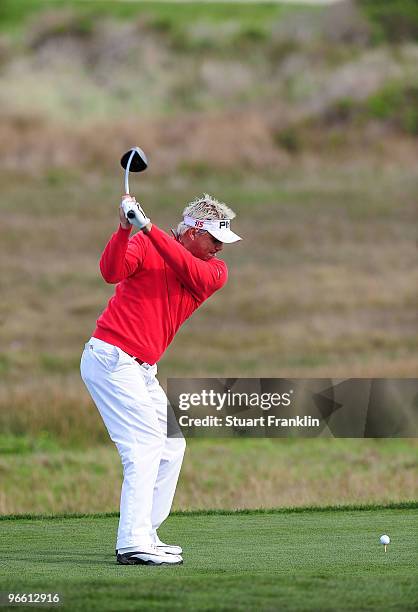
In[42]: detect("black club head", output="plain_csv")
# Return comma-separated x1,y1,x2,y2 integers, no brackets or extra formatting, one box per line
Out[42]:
120,147,148,173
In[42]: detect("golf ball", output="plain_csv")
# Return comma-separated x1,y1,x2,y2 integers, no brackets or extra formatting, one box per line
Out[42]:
380,535,390,545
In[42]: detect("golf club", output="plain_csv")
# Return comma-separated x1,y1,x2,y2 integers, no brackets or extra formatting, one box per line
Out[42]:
120,146,148,221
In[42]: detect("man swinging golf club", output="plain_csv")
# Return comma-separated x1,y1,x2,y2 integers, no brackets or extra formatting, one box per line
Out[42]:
80,151,241,566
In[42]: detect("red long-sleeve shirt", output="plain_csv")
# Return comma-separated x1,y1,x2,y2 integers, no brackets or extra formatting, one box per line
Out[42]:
93,224,228,364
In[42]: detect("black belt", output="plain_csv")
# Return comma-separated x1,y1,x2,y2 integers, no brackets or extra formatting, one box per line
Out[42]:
127,352,145,365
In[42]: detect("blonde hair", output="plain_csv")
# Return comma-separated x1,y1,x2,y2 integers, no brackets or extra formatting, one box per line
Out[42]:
176,194,236,237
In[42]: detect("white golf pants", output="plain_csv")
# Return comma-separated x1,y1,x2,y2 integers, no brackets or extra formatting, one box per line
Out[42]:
80,337,186,550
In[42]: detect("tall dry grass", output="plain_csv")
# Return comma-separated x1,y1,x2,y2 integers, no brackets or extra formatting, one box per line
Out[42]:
0,163,416,444
1,439,416,515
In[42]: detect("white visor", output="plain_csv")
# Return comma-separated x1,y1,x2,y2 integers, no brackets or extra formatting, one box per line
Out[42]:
183,216,242,243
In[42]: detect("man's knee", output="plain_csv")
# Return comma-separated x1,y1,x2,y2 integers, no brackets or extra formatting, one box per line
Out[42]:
166,435,186,458
117,432,165,465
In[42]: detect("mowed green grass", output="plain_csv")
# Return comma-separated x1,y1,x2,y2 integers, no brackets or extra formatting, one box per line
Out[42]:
1,506,417,611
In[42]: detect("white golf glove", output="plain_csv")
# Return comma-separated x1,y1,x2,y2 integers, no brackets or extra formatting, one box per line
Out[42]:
121,196,150,230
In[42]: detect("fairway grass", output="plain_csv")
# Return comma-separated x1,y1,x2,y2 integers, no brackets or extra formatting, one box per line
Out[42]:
0,506,417,611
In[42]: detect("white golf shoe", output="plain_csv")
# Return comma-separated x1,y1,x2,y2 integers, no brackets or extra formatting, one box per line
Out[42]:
117,544,183,566
153,534,183,555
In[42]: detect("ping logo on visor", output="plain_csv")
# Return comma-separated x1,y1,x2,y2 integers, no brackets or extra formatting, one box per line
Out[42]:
183,216,242,243
184,217,230,232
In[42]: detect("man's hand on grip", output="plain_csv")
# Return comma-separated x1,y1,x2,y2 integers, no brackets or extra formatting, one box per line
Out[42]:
120,195,151,231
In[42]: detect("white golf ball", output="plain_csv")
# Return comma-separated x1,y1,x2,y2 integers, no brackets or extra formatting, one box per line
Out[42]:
380,535,390,545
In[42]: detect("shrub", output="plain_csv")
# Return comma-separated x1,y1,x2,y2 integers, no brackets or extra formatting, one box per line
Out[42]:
366,85,403,120
273,127,303,154
366,82,418,134
28,9,94,49
359,0,418,43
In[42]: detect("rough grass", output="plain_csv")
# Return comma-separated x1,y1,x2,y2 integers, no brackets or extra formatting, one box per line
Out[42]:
0,439,417,515
0,508,417,611
0,1,306,36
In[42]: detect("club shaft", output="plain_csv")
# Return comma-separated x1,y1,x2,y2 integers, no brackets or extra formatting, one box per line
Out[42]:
124,149,136,195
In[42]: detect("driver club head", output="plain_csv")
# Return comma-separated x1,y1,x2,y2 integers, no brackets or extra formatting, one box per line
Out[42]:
120,147,148,173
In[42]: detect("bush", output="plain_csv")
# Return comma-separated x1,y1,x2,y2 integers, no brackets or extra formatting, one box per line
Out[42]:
27,9,94,49
366,85,403,120
366,83,418,134
273,127,303,154
316,82,418,137
326,98,357,123
403,107,418,135
359,0,418,43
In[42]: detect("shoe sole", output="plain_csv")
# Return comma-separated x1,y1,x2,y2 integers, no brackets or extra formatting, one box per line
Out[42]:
117,556,183,566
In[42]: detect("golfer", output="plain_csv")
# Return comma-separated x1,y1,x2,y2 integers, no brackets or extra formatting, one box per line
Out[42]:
80,194,241,565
